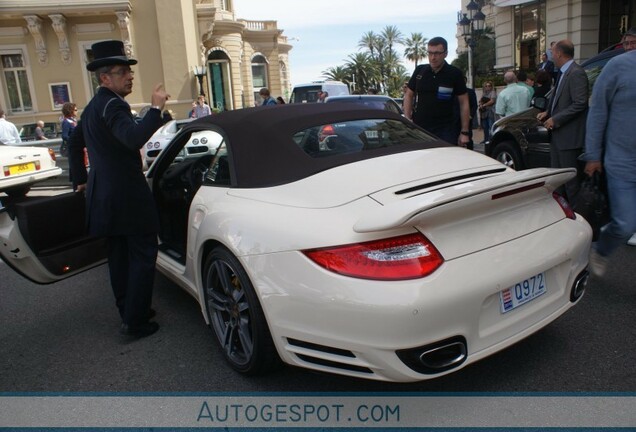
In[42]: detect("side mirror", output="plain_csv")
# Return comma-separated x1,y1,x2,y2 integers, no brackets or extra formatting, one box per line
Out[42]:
532,96,547,111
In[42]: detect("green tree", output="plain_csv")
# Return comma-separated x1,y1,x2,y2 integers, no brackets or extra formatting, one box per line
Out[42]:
386,63,411,97
358,31,380,61
321,66,349,83
380,25,404,55
452,27,496,84
404,32,427,66
326,25,430,95
344,52,376,93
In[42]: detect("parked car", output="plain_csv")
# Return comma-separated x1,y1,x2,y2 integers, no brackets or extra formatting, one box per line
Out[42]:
144,118,193,165
19,122,61,142
325,94,404,115
0,142,62,196
485,44,625,170
0,104,591,382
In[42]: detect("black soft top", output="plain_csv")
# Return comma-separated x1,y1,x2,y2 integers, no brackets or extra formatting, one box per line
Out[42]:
181,103,449,188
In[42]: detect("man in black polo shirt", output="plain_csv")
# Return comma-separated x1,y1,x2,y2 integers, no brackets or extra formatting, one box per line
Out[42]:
403,37,470,147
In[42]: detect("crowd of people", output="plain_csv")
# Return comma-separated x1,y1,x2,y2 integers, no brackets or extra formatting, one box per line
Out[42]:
402,33,636,279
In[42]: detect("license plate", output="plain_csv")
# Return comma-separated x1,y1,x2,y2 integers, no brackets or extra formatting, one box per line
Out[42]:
8,162,36,175
500,272,547,313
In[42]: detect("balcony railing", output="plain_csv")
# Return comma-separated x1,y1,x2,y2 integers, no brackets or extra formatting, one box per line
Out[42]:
241,20,278,31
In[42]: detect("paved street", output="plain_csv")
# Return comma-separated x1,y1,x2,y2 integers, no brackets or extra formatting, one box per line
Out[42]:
1,242,634,392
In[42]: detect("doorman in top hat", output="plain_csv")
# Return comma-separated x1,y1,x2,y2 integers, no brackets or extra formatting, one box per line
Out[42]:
68,40,170,338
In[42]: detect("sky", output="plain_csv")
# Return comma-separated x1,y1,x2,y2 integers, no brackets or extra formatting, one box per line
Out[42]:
233,0,462,86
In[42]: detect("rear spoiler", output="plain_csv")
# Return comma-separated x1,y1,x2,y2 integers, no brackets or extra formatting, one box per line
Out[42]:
354,168,575,233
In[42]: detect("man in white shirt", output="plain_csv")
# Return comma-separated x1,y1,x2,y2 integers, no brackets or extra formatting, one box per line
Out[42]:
0,109,22,145
193,95,212,118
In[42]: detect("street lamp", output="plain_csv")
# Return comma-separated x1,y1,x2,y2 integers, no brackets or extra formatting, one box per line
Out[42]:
458,0,485,88
193,65,207,97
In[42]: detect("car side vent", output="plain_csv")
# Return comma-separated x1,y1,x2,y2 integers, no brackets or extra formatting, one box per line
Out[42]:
395,168,506,195
287,338,355,357
296,354,373,374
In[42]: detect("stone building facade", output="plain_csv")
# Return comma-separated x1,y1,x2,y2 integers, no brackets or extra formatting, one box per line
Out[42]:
0,0,292,128
458,0,634,71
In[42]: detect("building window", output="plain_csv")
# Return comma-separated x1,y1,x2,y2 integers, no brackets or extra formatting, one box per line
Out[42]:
209,50,233,111
514,1,546,71
251,54,268,99
84,47,99,98
1,52,33,113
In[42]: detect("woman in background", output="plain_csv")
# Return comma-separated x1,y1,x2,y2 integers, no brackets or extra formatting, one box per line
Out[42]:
478,81,497,143
533,69,552,99
60,102,77,157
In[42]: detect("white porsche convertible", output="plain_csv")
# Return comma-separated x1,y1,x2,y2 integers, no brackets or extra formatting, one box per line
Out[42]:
0,104,591,382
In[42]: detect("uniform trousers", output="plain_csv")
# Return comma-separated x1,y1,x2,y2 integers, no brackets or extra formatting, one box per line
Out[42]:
107,233,158,326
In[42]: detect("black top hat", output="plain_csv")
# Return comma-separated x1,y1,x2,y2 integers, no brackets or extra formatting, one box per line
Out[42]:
86,40,137,71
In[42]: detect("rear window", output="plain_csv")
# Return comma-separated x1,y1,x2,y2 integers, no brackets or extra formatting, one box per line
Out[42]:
290,85,321,103
582,47,623,92
327,98,402,114
292,118,437,158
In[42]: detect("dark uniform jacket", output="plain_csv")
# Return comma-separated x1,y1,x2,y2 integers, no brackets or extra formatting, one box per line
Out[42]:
68,87,163,237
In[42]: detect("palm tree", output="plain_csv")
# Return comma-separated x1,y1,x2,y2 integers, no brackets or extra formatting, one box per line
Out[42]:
404,32,427,66
386,63,411,97
344,52,376,92
358,31,380,61
380,25,403,55
321,66,349,83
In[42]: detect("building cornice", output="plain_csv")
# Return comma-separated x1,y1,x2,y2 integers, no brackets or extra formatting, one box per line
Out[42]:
0,0,131,20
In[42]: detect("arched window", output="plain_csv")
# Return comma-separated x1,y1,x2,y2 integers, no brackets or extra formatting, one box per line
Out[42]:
208,50,233,111
251,54,268,100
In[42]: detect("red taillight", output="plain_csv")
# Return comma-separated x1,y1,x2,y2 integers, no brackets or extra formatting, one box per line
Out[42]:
553,192,576,220
318,124,336,141
48,148,56,162
303,233,444,280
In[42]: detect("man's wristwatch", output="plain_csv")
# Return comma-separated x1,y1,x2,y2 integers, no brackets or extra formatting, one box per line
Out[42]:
460,130,470,136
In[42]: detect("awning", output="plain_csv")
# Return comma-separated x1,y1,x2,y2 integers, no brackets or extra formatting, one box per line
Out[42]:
494,0,537,6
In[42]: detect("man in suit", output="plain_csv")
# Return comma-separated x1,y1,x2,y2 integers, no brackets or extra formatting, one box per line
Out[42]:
69,40,169,338
537,52,555,77
537,39,589,205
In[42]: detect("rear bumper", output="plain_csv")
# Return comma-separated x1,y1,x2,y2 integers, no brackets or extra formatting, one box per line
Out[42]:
0,167,62,191
242,216,592,382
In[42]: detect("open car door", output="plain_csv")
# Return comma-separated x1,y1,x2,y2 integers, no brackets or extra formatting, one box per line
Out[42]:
0,192,107,284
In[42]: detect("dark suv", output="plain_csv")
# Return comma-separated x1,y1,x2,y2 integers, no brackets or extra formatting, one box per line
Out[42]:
485,44,624,170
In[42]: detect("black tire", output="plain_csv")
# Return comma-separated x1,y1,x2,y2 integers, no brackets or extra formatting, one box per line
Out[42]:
492,141,524,170
202,246,280,375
